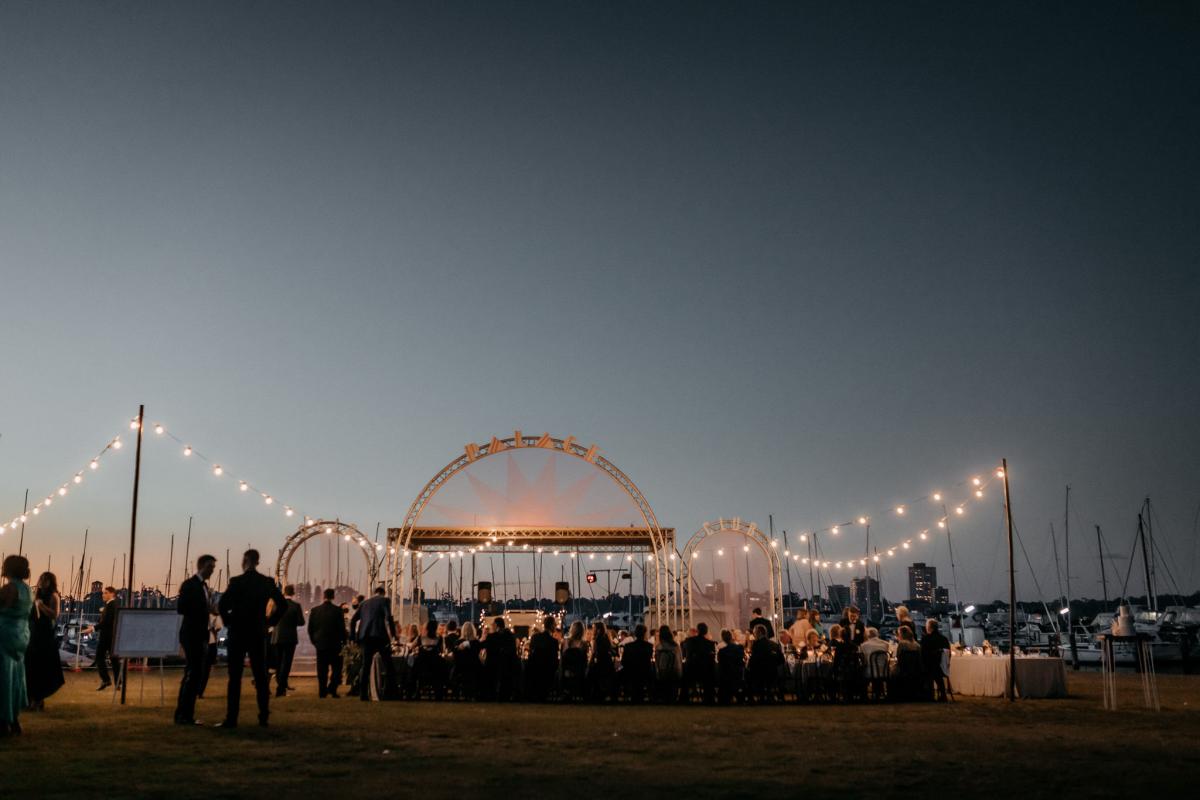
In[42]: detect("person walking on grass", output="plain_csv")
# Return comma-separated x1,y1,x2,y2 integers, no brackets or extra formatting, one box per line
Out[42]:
174,555,216,726
217,549,285,728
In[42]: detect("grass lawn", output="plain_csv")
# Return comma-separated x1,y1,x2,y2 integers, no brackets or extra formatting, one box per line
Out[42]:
4,668,1198,798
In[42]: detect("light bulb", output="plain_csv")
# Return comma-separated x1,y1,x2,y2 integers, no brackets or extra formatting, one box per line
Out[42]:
32,508,40,515
669,552,676,560
860,559,867,566
285,507,294,517
887,549,895,557
606,554,612,561
43,497,52,506
975,489,984,498
344,534,351,542
799,534,808,542
801,557,808,564
972,477,982,486
154,424,164,435
130,419,140,430
742,545,749,552
792,555,799,562
58,486,67,496
857,516,867,525
588,553,595,560
902,542,910,549
717,549,724,556
73,474,82,484
325,526,332,534
112,439,122,449
770,540,777,548
570,552,576,558
239,481,248,491
693,552,699,559
933,492,941,501
183,446,192,456
938,520,946,528
263,495,273,505
20,515,28,523
831,526,839,535
553,550,559,556
996,468,1006,478
90,459,99,470
896,506,905,515
508,540,515,547
919,532,927,540
955,506,965,515
873,555,880,562
213,465,223,476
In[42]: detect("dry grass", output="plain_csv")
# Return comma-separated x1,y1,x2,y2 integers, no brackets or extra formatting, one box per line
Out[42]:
4,668,1198,798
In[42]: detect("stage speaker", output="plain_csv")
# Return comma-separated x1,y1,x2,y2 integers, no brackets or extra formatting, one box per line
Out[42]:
477,581,492,604
554,581,571,604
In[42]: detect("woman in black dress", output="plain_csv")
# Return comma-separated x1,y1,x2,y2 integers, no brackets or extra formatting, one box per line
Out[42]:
586,622,616,703
26,572,65,710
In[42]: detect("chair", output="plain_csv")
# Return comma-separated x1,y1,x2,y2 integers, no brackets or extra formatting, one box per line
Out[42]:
866,650,889,701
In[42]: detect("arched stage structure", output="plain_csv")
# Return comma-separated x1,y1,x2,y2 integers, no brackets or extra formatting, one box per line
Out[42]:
276,519,382,589
388,431,678,628
681,517,784,631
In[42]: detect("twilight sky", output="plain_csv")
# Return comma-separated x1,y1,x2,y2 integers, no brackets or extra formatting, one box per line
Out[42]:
1,2,1197,605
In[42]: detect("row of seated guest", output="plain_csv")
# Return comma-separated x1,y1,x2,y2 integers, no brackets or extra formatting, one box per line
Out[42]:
384,604,952,704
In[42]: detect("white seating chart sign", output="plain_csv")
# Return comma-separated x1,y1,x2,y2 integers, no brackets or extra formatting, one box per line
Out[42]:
113,609,182,658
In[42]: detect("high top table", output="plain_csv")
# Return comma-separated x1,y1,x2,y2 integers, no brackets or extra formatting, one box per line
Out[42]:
1097,633,1159,711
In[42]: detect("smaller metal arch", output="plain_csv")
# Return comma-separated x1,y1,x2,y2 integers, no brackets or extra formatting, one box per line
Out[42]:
276,520,382,589
681,518,784,632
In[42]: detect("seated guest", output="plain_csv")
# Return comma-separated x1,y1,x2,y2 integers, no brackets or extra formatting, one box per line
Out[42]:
443,619,461,652
653,626,683,703
747,608,775,639
451,622,483,700
895,606,918,640
560,621,588,700
860,627,890,658
525,616,560,702
838,605,866,645
716,629,746,704
829,622,864,701
797,629,825,661
620,624,654,703
587,622,617,703
787,610,810,646
481,617,518,701
921,618,951,701
890,625,924,701
747,624,784,703
413,618,446,700
682,622,717,704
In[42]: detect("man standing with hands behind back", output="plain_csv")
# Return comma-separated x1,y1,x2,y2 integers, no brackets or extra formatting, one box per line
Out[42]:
174,554,216,725
217,549,284,728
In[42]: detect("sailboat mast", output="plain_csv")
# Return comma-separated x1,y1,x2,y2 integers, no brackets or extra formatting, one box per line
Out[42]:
1137,511,1154,611
1145,497,1158,612
1065,486,1078,670
1095,525,1109,607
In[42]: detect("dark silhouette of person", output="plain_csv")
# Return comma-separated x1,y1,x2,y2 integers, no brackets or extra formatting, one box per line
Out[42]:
747,608,775,639
525,616,560,702
620,624,654,703
307,588,348,698
271,584,305,696
174,555,216,725
682,622,717,704
84,586,120,690
217,549,285,728
481,617,518,701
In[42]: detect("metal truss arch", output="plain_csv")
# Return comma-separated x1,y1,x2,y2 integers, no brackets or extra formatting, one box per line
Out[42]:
389,432,674,628
681,517,785,632
276,519,381,589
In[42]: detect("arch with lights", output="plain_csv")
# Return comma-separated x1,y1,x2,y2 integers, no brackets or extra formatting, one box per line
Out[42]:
388,431,676,628
681,517,784,630
276,519,381,589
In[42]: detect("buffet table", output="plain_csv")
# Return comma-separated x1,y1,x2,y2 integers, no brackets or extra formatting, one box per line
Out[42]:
948,654,1068,698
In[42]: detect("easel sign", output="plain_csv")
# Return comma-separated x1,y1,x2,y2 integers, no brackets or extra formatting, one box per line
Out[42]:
113,609,181,705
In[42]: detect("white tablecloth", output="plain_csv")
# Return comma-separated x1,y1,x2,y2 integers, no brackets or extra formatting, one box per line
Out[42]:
949,656,1068,698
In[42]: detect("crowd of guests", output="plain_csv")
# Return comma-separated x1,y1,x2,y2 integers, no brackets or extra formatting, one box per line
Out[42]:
1,548,956,738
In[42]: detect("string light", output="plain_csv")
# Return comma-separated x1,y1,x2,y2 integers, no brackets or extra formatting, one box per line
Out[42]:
239,481,248,492
932,492,941,501
183,446,192,456
154,424,165,435
895,506,905,515
212,465,223,476
73,473,83,484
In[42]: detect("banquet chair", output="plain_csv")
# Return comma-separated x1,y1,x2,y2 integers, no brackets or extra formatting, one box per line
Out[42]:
865,651,889,701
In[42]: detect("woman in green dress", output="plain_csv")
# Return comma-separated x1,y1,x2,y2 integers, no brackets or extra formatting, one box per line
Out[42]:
1,554,33,737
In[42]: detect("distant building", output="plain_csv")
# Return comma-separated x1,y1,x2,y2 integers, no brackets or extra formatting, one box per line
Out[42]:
850,575,882,619
908,562,937,603
934,585,950,606
826,584,850,611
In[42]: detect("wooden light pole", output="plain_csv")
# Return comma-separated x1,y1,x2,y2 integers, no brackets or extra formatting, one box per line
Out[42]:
1001,458,1016,702
120,404,145,705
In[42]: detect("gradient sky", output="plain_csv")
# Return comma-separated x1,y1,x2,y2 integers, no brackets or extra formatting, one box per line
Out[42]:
1,2,1197,605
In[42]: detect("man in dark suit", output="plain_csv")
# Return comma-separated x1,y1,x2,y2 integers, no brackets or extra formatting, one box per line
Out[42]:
620,623,654,703
748,608,776,639
355,586,397,701
174,555,216,724
481,616,518,701
217,549,285,727
682,622,717,704
307,588,347,698
838,605,867,645
524,615,560,702
85,586,120,690
271,584,305,697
